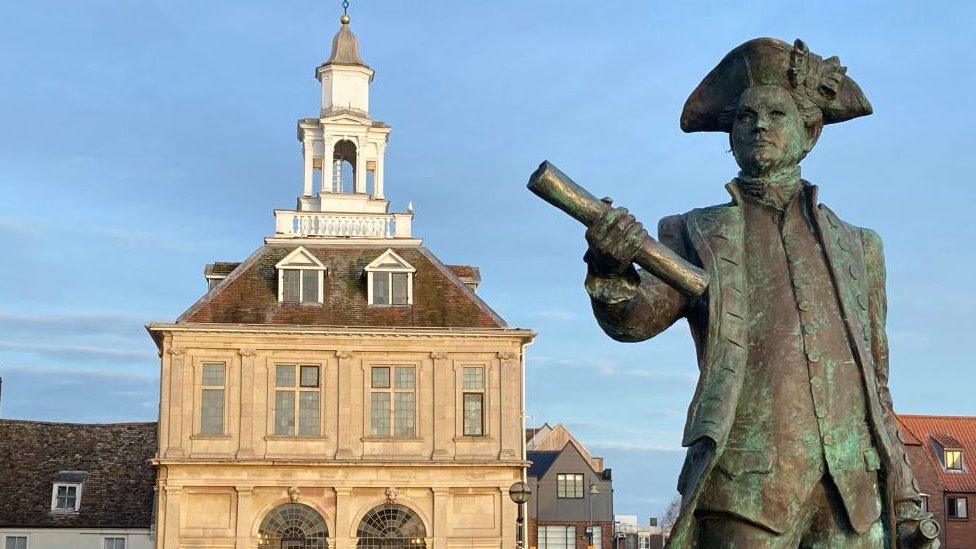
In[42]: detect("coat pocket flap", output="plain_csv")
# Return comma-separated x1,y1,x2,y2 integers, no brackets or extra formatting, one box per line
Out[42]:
863,448,881,471
719,447,775,475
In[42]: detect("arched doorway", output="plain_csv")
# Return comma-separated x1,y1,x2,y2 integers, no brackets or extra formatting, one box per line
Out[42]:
356,504,426,549
258,503,329,549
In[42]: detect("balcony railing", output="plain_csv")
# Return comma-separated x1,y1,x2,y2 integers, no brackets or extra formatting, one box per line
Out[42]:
274,210,412,238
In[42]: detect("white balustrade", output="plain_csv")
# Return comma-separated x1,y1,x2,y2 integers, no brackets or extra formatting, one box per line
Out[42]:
274,210,411,238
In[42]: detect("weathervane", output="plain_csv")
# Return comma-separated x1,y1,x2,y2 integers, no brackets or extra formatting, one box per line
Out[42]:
341,0,350,24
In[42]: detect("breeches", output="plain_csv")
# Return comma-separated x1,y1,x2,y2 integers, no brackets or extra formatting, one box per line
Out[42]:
696,475,886,548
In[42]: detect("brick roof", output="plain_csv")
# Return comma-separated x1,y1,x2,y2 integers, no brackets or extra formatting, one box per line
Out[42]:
0,420,157,528
178,245,505,328
898,414,976,493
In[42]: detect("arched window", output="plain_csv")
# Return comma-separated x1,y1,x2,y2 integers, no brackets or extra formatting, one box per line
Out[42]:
333,140,357,193
356,504,426,549
258,503,329,549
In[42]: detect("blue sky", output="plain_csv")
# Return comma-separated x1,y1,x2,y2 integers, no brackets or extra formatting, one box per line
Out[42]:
1,0,975,522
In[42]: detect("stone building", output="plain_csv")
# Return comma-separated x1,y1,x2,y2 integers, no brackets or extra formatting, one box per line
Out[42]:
898,415,976,549
0,420,157,549
525,424,613,549
147,11,533,549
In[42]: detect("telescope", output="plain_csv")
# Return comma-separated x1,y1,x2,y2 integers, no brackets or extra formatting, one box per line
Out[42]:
527,161,710,298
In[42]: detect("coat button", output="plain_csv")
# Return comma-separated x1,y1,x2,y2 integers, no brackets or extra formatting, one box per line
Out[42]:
815,407,827,419
803,324,817,335
799,300,812,311
838,238,849,251
849,265,859,279
857,294,868,310
807,350,821,363
822,434,833,445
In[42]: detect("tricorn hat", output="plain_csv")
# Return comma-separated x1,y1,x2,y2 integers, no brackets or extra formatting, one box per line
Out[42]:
680,37,872,133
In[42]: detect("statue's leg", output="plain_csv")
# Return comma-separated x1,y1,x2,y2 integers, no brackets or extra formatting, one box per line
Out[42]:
800,478,886,549
696,512,805,549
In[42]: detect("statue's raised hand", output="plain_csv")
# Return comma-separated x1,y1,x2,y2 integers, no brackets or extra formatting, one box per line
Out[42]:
584,201,649,277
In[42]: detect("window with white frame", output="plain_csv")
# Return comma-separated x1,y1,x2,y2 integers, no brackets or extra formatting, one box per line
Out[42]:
920,494,930,513
276,246,325,304
586,525,602,549
638,536,651,549
274,364,321,436
557,473,584,498
4,536,27,549
461,366,485,436
948,496,969,519
945,449,964,471
365,249,415,306
103,537,126,549
200,362,225,435
369,366,415,437
537,525,575,549
51,482,82,512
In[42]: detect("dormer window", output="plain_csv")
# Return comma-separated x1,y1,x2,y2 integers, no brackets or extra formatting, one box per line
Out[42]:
276,246,325,304
50,471,87,513
946,449,964,471
365,249,415,306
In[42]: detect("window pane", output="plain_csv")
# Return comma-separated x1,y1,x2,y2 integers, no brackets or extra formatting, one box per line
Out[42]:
394,392,415,437
105,538,126,549
201,389,224,435
463,393,484,436
461,366,485,390
298,391,320,436
202,363,225,386
590,526,602,549
275,390,295,435
391,273,408,304
574,474,584,497
6,538,28,549
394,366,415,389
372,366,390,388
373,273,389,305
301,269,318,303
300,365,319,388
370,392,390,436
276,364,296,387
282,269,301,302
946,450,963,470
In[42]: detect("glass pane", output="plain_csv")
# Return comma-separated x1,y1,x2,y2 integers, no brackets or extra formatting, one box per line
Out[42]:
282,269,301,302
6,538,28,549
300,365,319,388
276,365,296,387
391,273,408,304
370,392,390,436
574,474,584,497
591,526,602,549
373,273,389,305
394,366,415,389
298,391,320,436
463,393,483,436
394,392,415,437
302,269,318,303
202,363,225,386
275,391,295,435
201,389,224,435
461,366,484,390
371,367,390,388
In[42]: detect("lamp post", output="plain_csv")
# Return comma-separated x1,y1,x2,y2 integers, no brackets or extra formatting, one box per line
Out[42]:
587,482,600,549
509,481,531,549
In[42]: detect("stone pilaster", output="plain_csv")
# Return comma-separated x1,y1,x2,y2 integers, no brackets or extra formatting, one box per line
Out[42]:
497,352,520,459
432,487,449,548
335,351,355,459
162,485,182,549
235,486,254,549
333,487,353,549
238,349,255,458
167,348,186,457
430,352,453,460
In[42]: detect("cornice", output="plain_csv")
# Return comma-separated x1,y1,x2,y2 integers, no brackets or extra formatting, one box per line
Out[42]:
149,323,534,341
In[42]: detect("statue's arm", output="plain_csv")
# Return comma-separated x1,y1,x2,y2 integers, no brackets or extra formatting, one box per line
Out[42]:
863,228,919,503
585,215,692,342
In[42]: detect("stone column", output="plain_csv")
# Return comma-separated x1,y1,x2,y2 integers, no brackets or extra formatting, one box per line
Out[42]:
162,486,182,549
333,487,353,549
303,137,314,196
354,139,366,194
238,349,255,458
335,351,355,459
431,352,452,460
235,486,254,549
432,487,449,548
498,352,520,460
374,146,385,199
167,348,186,457
501,488,516,549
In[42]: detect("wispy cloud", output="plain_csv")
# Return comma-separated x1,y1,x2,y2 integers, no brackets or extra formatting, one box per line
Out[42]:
0,310,147,339
0,364,157,382
530,355,697,383
0,341,155,362
587,441,684,453
530,309,577,320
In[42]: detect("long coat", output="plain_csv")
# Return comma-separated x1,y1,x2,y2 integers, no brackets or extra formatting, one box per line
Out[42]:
588,183,920,548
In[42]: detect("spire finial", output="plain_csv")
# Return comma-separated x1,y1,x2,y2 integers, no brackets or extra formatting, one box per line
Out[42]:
340,0,350,24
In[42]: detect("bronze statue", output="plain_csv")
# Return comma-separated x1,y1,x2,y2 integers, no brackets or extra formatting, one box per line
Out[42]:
528,38,939,548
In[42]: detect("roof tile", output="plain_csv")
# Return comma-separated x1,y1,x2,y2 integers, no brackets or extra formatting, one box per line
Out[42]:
898,414,976,493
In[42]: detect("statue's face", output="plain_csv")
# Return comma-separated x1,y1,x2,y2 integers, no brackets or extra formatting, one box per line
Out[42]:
730,85,811,176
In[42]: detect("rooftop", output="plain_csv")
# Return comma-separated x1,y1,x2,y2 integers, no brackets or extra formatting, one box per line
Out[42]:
898,414,976,493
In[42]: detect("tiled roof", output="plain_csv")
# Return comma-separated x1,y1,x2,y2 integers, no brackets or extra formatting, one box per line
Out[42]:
526,451,560,479
178,245,506,328
0,420,157,528
898,414,976,493
204,261,241,277
447,265,480,282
